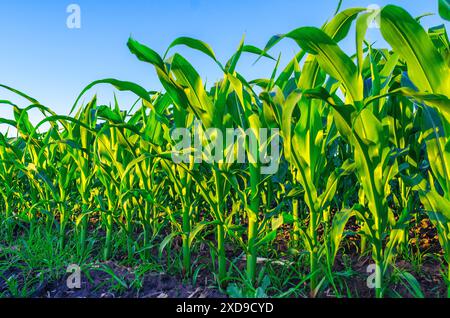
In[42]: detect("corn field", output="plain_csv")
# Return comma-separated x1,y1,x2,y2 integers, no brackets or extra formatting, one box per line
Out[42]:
1,3,450,298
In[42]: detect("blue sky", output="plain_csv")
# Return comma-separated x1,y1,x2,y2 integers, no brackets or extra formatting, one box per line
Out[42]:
0,0,447,129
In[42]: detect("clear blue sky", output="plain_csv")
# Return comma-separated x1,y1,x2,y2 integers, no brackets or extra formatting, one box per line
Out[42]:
0,0,447,130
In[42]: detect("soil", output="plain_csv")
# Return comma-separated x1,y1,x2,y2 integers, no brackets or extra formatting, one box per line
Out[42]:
0,214,447,298
1,253,447,298
0,261,225,298
330,255,447,298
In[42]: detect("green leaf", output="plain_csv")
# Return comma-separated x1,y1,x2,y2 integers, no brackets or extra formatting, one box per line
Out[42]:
159,231,180,258
242,45,275,61
169,54,215,128
380,5,449,94
226,283,243,298
439,0,450,21
356,12,373,74
255,230,277,248
189,222,213,247
127,37,165,71
0,84,39,104
97,106,123,124
323,8,366,43
329,209,354,261
415,178,450,223
281,89,302,162
286,27,363,103
318,160,356,211
164,36,224,69
71,79,151,114
429,24,449,52
398,271,425,298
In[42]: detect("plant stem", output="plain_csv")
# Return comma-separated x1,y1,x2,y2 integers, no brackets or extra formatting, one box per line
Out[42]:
214,170,226,286
79,204,88,255
447,262,450,298
182,203,191,277
309,208,318,297
5,200,12,240
126,216,133,263
59,205,66,250
104,214,113,260
247,216,258,283
375,259,382,298
143,223,150,258
246,160,260,284
292,199,299,246
217,223,226,285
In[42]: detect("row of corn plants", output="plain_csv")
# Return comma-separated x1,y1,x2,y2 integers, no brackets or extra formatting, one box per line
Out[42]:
1,4,449,297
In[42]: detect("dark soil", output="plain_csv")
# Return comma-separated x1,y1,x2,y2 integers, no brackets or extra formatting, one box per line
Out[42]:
1,213,447,298
330,254,447,298
26,262,224,298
